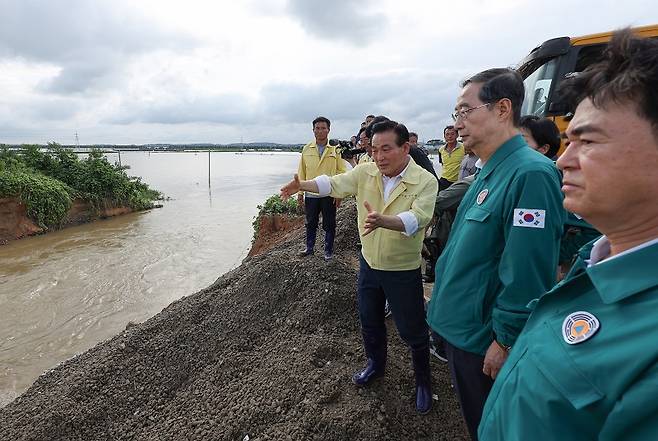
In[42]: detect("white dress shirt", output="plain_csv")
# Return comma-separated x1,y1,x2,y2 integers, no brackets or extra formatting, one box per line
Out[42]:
313,159,419,236
587,235,658,266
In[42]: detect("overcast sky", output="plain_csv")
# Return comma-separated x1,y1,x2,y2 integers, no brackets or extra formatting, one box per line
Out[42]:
0,0,655,145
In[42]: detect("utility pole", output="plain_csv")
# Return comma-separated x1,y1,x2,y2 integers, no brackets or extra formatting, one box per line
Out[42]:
75,131,80,147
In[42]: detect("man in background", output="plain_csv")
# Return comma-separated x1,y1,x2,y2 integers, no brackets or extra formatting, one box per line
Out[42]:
458,145,478,180
297,116,347,260
357,126,373,164
438,126,465,190
410,132,428,155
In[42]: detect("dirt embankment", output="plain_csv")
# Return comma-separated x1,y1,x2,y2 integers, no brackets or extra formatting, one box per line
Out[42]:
0,198,135,245
0,200,467,441
248,214,305,257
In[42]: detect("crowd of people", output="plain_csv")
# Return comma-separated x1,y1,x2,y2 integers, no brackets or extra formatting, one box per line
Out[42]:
280,29,658,440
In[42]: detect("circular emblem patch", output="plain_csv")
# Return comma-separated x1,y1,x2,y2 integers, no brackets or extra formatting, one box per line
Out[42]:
476,189,489,205
562,311,600,345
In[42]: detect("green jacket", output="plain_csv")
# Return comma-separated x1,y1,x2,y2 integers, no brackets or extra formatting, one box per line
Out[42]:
426,135,564,354
479,238,658,441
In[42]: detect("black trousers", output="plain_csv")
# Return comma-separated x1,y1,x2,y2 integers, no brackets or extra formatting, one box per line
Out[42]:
304,196,336,254
358,254,428,351
441,336,494,441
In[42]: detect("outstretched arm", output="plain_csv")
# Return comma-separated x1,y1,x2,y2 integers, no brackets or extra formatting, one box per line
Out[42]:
280,174,319,199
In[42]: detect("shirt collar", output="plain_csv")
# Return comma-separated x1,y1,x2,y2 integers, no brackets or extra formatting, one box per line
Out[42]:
443,142,462,152
586,236,611,266
310,140,330,149
585,235,658,304
478,134,525,180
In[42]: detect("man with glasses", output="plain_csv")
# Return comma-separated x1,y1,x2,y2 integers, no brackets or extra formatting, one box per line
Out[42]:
425,68,564,440
438,125,465,190
357,126,373,164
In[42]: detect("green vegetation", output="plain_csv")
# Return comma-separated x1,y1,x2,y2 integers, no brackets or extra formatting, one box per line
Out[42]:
252,194,300,241
0,144,160,229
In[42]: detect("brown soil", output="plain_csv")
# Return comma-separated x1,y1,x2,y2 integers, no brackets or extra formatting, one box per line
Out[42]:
0,197,43,245
248,214,305,257
0,198,138,245
0,200,468,441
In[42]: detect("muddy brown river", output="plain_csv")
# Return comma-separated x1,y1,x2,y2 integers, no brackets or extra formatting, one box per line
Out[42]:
0,151,300,406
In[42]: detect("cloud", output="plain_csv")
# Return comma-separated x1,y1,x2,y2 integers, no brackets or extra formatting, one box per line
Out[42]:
25,97,81,121
261,70,464,124
0,0,197,94
286,0,388,45
107,93,258,125
104,69,464,143
1,0,656,145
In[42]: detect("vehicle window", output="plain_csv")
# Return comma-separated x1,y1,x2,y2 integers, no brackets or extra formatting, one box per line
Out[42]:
521,58,558,117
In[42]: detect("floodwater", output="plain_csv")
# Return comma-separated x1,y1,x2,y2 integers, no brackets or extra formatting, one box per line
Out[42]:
0,151,300,407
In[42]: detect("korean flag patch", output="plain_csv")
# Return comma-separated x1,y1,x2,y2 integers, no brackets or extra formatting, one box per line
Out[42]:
513,209,546,228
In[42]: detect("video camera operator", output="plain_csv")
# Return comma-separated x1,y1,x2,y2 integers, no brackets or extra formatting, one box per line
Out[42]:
328,139,365,168
357,126,373,165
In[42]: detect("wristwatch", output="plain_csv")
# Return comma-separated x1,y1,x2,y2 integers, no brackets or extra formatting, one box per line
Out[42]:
495,340,511,352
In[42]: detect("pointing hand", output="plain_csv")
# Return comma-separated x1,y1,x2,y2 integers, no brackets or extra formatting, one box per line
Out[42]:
280,174,301,199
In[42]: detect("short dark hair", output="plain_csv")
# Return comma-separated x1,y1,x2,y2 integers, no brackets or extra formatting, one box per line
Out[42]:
462,68,524,126
312,116,331,128
559,29,658,137
443,125,456,135
366,114,375,119
409,132,418,139
357,126,368,138
519,115,561,158
370,120,409,146
365,115,390,138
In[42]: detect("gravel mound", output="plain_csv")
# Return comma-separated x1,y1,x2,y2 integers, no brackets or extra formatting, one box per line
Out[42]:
0,200,468,440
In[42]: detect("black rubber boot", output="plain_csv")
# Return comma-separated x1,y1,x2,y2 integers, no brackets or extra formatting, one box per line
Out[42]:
412,345,433,415
352,330,386,386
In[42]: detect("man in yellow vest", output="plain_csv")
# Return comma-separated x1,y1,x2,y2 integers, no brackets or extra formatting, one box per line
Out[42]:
438,125,465,190
297,116,347,260
281,120,439,414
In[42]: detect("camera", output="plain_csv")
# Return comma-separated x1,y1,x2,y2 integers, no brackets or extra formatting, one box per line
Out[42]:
329,139,366,160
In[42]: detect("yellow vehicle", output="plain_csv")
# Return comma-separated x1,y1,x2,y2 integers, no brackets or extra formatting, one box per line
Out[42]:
517,24,658,154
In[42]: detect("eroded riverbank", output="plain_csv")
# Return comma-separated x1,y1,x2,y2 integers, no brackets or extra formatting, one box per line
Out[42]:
0,196,138,245
0,151,301,407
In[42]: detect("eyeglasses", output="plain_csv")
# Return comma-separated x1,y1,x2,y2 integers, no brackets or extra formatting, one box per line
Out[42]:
451,103,491,121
